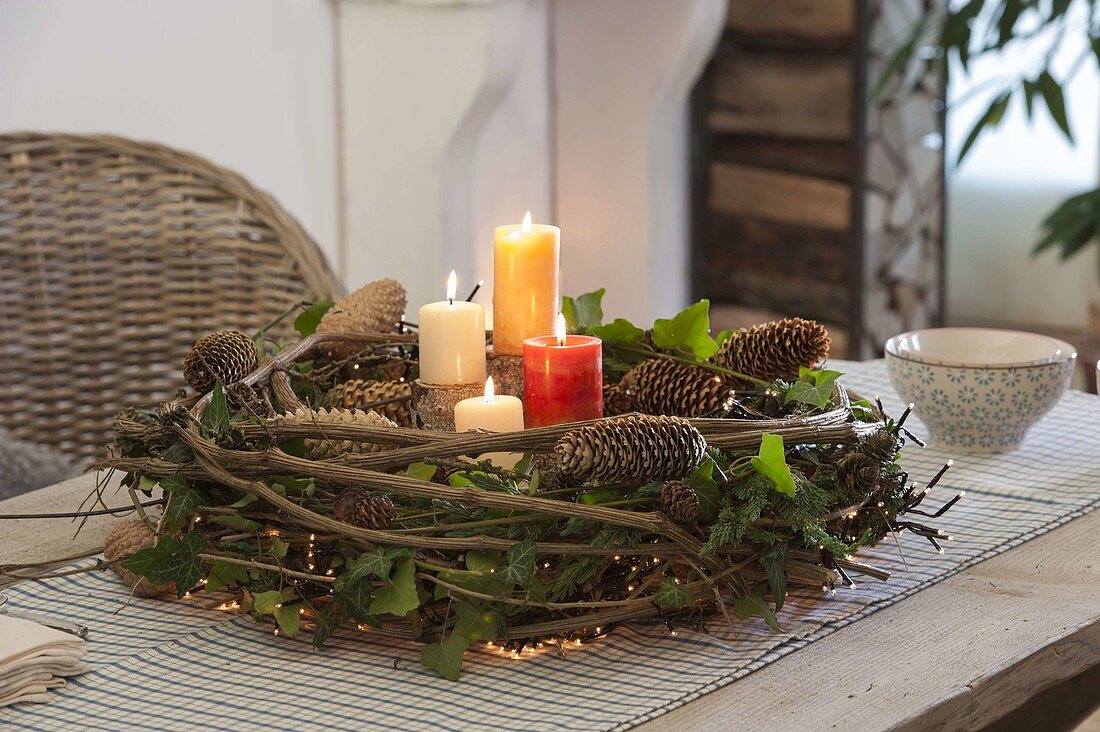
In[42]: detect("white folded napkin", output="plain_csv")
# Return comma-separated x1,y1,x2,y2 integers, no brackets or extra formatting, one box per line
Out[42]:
0,615,89,706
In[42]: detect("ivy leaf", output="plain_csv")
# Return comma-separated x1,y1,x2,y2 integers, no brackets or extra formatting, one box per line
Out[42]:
334,577,378,625
464,550,501,575
760,544,788,611
293,299,334,337
751,433,796,497
733,586,782,632
270,535,288,559
274,602,303,636
651,300,718,359
452,601,505,641
344,547,410,583
784,367,842,409
122,531,207,598
589,318,645,346
160,475,205,531
655,579,691,608
561,289,605,331
715,329,736,347
252,589,285,615
420,634,471,681
312,603,341,649
497,540,536,590
687,458,721,524
202,382,230,436
204,560,250,592
369,559,420,616
405,462,438,482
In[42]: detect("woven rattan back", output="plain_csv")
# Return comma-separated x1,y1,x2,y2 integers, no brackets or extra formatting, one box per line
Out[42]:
0,132,342,464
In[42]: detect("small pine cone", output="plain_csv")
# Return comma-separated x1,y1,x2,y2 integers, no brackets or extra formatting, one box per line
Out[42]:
317,279,407,357
324,379,413,427
836,452,882,496
225,382,274,418
619,359,736,417
554,415,707,484
859,431,900,465
714,318,830,382
281,408,398,459
182,330,258,393
333,490,397,530
103,520,174,598
602,381,634,417
660,480,700,523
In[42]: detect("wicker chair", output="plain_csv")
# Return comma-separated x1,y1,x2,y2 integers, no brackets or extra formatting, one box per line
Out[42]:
0,132,342,464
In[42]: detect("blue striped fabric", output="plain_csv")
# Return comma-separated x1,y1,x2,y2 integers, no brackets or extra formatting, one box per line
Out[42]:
4,360,1099,731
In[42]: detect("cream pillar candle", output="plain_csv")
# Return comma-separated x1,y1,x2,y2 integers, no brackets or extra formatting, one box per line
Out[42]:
493,211,561,356
454,377,525,468
418,271,487,385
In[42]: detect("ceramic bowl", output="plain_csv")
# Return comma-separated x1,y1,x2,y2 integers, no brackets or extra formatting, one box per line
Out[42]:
885,328,1076,453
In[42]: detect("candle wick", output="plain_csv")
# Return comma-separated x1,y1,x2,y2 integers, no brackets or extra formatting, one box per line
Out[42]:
448,298,454,307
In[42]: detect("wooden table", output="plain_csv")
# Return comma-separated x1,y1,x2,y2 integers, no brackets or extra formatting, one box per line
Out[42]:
3,473,1099,731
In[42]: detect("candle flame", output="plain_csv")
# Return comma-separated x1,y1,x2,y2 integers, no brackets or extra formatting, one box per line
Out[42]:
522,211,532,233
484,376,495,403
446,270,457,304
555,312,567,346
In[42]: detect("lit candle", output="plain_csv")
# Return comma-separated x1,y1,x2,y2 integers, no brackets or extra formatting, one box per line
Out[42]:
418,271,487,385
454,377,525,468
493,211,560,356
523,314,602,427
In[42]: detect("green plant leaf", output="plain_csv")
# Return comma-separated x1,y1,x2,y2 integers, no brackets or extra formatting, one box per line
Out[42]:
202,382,230,435
160,475,205,531
589,318,645,346
204,560,250,592
293,299,334,337
561,289,605,331
312,603,341,649
1037,70,1072,142
687,458,721,524
733,585,782,632
464,550,501,575
760,544,788,611
651,300,718,359
655,579,690,608
405,462,438,482
751,433,796,497
122,531,207,598
784,367,843,409
420,634,471,681
270,535,288,559
274,602,303,636
958,91,1011,162
369,559,420,616
871,10,928,100
497,540,536,590
453,602,505,641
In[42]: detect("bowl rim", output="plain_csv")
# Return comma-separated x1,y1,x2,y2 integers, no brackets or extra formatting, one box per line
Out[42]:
884,327,1078,369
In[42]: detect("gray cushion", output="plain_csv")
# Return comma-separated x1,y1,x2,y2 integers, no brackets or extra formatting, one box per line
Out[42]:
0,428,80,499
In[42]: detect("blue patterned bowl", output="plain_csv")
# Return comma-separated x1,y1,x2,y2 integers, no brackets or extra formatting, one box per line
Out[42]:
885,328,1076,453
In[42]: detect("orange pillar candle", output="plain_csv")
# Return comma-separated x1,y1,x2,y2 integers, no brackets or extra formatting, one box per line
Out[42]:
493,211,560,356
418,271,487,385
523,314,602,427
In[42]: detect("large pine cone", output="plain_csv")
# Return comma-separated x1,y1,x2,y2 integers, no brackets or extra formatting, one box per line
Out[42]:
317,279,407,357
333,490,397,530
182,330,257,393
554,414,707,484
660,480,700,523
324,378,413,427
103,520,174,598
619,359,736,417
714,318,830,382
281,408,398,459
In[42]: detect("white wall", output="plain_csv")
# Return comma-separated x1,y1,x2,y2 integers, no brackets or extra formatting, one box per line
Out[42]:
945,2,1100,330
0,0,340,265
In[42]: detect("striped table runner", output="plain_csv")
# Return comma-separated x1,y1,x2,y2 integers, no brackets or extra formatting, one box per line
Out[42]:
4,360,1100,731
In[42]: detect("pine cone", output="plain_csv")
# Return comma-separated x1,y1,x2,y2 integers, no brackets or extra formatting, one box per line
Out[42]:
619,359,736,417
324,379,413,427
554,415,707,484
836,452,881,496
602,381,634,417
859,431,899,465
332,490,397,530
182,330,258,393
714,318,830,382
660,480,700,523
226,382,274,418
103,520,174,598
281,408,398,459
317,279,407,357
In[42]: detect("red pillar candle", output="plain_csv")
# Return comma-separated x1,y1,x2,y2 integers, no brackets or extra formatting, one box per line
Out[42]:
523,315,602,427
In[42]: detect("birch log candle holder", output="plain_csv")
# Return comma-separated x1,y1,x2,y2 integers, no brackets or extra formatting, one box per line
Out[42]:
411,379,483,431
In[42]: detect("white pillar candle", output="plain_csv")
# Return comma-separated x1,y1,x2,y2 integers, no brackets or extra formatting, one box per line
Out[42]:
454,377,525,468
418,271,487,385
